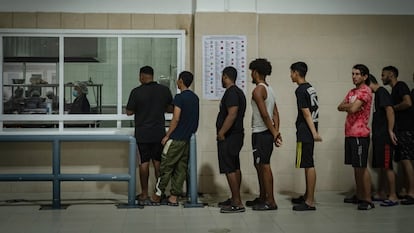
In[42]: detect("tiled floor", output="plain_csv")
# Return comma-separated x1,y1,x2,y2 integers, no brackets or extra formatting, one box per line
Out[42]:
0,191,413,233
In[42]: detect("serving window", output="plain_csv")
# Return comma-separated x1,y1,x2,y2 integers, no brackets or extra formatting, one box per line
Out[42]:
0,30,184,131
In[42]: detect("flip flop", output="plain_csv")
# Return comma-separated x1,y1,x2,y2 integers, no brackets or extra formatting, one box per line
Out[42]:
400,195,414,205
167,200,179,206
380,199,399,207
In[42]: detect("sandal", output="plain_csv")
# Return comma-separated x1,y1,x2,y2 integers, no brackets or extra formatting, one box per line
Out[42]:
380,199,399,207
357,200,375,210
400,195,414,205
292,202,316,211
220,205,246,213
252,202,278,211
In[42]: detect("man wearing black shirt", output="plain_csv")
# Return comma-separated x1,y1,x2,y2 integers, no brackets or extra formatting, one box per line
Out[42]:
216,66,247,213
126,66,173,205
382,65,414,205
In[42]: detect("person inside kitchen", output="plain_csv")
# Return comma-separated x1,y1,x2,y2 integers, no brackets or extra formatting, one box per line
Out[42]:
69,81,90,114
4,87,25,113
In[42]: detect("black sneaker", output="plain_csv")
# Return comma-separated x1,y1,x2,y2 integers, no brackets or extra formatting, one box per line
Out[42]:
218,198,232,207
220,205,246,213
245,197,262,207
291,195,305,204
357,201,375,210
344,195,359,204
292,202,316,211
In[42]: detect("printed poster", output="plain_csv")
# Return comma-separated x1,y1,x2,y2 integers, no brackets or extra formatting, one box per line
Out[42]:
202,35,247,100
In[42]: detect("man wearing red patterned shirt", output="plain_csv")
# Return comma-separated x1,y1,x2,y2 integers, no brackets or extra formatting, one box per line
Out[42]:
338,64,374,210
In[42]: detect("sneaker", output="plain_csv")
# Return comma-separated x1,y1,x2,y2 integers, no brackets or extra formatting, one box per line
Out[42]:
344,195,359,204
252,202,278,211
245,197,262,207
357,201,375,210
220,205,246,213
291,195,305,204
292,202,316,211
218,198,232,207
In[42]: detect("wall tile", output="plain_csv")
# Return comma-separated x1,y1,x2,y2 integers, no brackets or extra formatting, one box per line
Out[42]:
61,13,85,29
37,12,61,29
85,13,108,29
108,13,131,29
131,14,155,29
12,12,36,28
0,13,13,28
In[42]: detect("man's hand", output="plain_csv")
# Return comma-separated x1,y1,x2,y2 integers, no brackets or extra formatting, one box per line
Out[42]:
274,132,282,147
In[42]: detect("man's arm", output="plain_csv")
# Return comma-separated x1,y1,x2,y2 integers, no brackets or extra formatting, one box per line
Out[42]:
162,105,181,145
393,94,412,111
217,106,238,141
338,99,364,113
302,108,322,141
385,105,398,145
252,85,280,145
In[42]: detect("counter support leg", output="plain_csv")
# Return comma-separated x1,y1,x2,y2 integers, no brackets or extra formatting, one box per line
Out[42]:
49,139,63,209
184,134,203,208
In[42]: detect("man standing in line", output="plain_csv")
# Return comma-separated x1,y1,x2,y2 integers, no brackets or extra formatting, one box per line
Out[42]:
367,74,399,207
337,64,374,210
381,66,414,205
151,71,199,206
126,66,173,205
244,58,281,211
290,62,322,211
216,66,247,213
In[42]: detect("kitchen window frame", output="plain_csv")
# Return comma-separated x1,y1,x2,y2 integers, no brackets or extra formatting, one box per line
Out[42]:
0,29,185,133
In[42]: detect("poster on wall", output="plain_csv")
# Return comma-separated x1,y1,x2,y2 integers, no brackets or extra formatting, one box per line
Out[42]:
202,35,247,100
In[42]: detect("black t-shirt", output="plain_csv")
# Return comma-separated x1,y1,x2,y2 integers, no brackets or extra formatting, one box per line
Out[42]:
295,83,319,142
170,90,199,141
216,85,246,136
372,87,393,139
391,81,414,130
126,82,173,143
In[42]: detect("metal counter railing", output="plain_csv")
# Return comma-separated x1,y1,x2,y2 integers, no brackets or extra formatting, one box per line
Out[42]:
0,134,140,209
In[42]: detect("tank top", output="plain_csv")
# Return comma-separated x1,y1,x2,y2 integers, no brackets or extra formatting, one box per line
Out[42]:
251,83,276,133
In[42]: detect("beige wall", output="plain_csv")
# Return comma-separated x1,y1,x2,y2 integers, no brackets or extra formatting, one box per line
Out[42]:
1,12,414,196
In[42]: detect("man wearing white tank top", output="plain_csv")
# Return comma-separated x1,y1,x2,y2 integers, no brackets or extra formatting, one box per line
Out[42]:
246,58,282,211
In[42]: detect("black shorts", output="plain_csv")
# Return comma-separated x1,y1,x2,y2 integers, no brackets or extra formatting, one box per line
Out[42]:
137,142,163,164
372,137,394,169
217,133,244,174
394,130,414,162
295,141,315,168
344,137,370,168
252,130,274,164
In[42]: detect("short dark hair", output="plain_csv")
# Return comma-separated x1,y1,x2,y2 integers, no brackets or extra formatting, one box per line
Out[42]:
366,74,378,85
382,66,399,78
222,66,237,82
140,66,154,76
353,64,369,76
249,58,272,76
290,62,308,77
178,71,194,87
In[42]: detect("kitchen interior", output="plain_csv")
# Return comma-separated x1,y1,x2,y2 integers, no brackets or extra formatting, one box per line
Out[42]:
2,36,178,128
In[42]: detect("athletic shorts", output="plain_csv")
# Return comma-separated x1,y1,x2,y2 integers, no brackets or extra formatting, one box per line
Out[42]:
371,137,394,169
344,137,370,168
137,142,163,164
394,130,414,162
217,133,244,174
252,130,274,165
295,141,315,168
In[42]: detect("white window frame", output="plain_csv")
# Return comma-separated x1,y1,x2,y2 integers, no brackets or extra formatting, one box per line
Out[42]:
0,29,185,134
